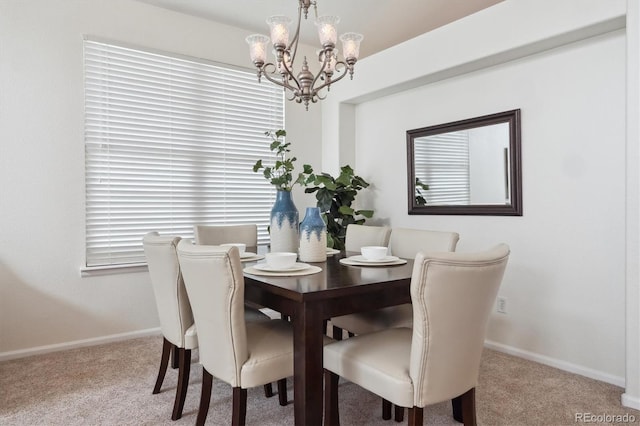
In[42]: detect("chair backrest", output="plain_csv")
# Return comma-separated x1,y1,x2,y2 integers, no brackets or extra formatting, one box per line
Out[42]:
142,232,194,348
389,228,460,258
409,244,509,407
176,240,248,387
344,224,391,252
194,224,258,246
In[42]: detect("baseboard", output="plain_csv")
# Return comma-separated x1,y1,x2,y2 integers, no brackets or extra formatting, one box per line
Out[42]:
0,328,161,362
484,340,626,388
621,393,640,410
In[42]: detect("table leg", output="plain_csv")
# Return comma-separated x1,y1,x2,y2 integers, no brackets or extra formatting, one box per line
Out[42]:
292,302,325,426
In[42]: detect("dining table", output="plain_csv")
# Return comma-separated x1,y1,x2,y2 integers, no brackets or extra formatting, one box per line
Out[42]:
242,248,414,426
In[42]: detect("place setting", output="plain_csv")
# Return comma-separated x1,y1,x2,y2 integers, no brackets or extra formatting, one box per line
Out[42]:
220,243,265,262
340,246,407,267
243,252,322,277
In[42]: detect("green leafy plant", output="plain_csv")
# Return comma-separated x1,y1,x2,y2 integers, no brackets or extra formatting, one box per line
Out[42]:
252,130,312,191
303,165,374,250
415,177,430,206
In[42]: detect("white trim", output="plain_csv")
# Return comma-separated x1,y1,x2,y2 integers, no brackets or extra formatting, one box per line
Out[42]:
621,393,640,411
0,328,161,362
625,0,640,411
484,340,625,388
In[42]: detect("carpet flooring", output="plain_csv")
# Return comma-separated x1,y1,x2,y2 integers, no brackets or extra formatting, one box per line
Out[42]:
1,335,638,425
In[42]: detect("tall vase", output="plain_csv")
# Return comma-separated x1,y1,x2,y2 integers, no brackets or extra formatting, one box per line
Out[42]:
270,190,299,253
299,207,327,262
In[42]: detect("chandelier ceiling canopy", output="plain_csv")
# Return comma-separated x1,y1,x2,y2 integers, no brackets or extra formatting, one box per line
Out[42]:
246,0,363,110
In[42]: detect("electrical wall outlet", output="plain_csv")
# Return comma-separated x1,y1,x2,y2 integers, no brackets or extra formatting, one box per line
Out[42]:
496,297,507,314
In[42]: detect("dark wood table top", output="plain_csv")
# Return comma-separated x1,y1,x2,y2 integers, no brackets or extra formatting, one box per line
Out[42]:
243,249,414,306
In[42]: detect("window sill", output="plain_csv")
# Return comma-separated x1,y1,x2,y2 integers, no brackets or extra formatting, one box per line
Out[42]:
81,263,148,277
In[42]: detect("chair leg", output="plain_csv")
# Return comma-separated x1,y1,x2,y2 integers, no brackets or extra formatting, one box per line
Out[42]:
394,405,404,422
452,395,463,422
348,332,355,338
333,326,344,340
263,383,274,398
277,378,288,406
408,407,424,426
171,348,191,420
324,369,340,426
232,387,248,426
382,399,392,420
153,338,172,394
460,387,477,426
323,319,328,335
171,344,179,369
196,368,213,426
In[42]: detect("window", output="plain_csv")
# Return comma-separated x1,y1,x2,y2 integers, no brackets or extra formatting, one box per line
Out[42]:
413,131,470,205
84,38,283,268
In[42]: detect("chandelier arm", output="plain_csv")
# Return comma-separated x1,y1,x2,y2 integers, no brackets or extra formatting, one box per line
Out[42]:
286,1,304,66
313,90,328,101
309,51,332,93
277,57,303,91
311,60,351,93
259,64,298,92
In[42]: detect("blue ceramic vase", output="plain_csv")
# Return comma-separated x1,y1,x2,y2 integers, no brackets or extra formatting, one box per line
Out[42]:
270,190,299,253
299,207,327,262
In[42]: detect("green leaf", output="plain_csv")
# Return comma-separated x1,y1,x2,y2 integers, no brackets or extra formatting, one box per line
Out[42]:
317,188,333,212
302,164,313,174
252,159,262,172
338,205,355,215
335,172,351,186
275,129,286,137
356,209,374,218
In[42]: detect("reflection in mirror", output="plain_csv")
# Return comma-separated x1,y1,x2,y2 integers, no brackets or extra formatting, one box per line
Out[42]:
407,109,522,216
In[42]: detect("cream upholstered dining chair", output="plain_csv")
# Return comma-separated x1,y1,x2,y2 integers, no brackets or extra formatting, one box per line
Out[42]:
176,240,295,426
328,224,391,339
194,224,257,246
143,232,275,421
331,228,460,338
143,232,199,420
323,244,510,426
343,223,391,252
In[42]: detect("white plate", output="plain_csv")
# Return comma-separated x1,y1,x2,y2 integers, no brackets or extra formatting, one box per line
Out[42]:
326,248,340,256
240,252,257,259
253,262,311,272
340,257,407,267
348,255,399,263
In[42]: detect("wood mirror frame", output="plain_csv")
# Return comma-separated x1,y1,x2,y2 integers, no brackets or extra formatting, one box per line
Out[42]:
407,109,522,216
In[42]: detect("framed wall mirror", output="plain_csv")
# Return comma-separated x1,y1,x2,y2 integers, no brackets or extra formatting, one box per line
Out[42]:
407,109,522,215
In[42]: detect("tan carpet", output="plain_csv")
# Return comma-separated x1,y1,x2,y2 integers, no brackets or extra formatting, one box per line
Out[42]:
0,335,637,425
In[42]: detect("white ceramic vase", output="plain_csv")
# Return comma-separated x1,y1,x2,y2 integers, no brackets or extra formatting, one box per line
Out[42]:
269,190,299,253
299,207,327,262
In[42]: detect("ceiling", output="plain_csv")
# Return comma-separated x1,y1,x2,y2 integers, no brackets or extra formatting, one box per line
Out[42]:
136,0,504,59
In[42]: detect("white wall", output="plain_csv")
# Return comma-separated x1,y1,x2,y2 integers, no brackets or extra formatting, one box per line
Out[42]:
355,30,626,381
0,0,321,356
321,0,633,393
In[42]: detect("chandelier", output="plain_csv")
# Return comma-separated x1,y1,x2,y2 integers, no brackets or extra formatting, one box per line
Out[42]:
246,0,363,110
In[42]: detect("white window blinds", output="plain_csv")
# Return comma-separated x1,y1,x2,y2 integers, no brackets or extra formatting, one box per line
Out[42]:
84,38,283,268
413,131,470,205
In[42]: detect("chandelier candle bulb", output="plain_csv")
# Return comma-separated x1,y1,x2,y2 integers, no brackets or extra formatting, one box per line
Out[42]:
246,34,270,65
340,32,363,61
315,15,339,47
267,16,291,47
